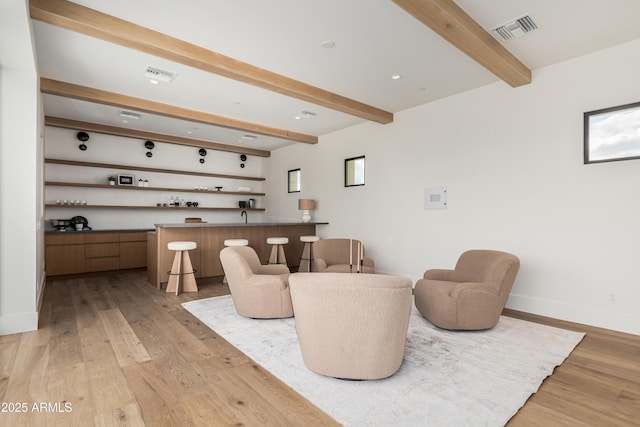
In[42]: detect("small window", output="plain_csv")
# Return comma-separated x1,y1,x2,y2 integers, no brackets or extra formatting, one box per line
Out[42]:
345,156,365,187
288,169,301,193
584,101,640,164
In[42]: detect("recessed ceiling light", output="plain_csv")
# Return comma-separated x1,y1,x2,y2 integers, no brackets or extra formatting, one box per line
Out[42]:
391,74,402,80
320,40,335,49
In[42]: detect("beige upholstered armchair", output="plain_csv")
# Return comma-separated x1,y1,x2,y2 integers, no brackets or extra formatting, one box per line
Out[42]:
289,272,413,380
309,238,374,273
219,246,293,319
414,249,520,330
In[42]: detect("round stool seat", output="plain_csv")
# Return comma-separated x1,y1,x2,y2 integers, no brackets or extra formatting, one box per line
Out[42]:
168,241,197,251
224,239,249,247
267,237,289,245
300,235,320,243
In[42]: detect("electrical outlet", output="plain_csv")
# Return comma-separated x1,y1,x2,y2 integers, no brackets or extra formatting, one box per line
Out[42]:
608,292,619,304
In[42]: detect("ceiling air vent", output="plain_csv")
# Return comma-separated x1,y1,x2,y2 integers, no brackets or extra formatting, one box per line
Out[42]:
143,65,178,83
492,15,537,41
119,110,141,120
295,110,317,119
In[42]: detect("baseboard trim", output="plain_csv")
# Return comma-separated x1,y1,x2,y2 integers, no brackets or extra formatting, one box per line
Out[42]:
506,293,640,337
0,311,38,335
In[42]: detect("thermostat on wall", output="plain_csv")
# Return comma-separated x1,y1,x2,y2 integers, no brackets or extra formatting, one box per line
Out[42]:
425,186,447,209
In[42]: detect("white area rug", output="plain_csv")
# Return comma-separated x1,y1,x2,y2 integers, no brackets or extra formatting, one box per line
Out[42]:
183,295,584,426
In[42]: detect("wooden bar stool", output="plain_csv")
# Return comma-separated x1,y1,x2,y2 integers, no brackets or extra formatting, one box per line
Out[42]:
267,237,288,265
299,235,320,272
222,239,248,283
166,241,198,295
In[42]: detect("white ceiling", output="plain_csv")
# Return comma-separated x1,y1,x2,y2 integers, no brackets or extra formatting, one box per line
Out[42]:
31,0,640,152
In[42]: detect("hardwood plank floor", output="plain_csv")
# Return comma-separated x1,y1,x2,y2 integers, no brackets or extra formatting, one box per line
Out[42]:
1,271,638,426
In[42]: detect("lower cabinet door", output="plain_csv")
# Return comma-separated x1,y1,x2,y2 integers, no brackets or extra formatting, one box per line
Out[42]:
119,241,147,269
46,244,85,276
85,256,120,272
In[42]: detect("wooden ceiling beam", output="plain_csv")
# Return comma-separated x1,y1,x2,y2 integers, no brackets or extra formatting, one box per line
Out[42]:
392,0,531,87
30,0,393,124
45,116,271,158
41,78,316,145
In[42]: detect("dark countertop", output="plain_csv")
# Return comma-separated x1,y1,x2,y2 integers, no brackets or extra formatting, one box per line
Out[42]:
45,228,154,234
154,222,328,228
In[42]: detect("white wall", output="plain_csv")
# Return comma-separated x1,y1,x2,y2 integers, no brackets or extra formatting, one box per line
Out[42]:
44,128,268,229
265,38,640,335
0,0,43,335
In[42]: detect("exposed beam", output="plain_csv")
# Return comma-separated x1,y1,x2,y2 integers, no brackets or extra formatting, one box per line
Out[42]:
30,0,393,124
45,116,271,158
40,78,316,145
392,0,531,87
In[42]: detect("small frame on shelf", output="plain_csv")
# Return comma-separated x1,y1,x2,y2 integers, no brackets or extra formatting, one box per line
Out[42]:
118,174,135,186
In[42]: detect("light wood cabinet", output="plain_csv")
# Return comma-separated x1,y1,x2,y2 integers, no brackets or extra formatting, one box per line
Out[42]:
200,227,235,277
148,224,317,288
45,234,85,276
45,231,149,277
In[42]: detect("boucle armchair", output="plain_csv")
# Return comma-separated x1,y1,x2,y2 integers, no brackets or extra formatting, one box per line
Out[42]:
309,238,374,273
289,272,413,380
414,249,520,330
219,246,293,319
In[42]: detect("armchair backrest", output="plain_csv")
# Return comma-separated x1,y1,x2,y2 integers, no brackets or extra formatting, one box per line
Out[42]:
289,272,412,379
313,238,364,266
220,246,263,283
455,249,520,295
219,246,293,319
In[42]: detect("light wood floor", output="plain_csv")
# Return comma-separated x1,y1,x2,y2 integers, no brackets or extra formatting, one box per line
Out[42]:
1,272,638,426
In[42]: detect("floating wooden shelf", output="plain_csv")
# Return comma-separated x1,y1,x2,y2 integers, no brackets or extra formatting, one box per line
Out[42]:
45,181,265,196
45,158,265,182
45,204,265,211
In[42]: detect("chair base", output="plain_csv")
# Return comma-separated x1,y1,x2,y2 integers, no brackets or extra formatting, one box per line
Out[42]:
166,249,198,295
267,241,288,265
299,240,317,272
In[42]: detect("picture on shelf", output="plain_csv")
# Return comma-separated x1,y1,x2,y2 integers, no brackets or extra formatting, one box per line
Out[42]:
118,174,135,186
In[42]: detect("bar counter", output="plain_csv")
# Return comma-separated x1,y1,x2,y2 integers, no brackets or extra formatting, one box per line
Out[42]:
148,222,327,288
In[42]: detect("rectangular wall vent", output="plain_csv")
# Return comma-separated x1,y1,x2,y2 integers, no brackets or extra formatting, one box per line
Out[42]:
119,110,141,120
143,65,178,83
492,15,537,41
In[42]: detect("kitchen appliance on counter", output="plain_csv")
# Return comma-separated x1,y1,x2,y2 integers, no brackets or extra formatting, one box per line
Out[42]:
70,216,92,231
50,219,71,231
